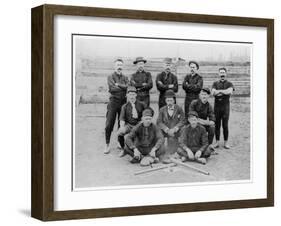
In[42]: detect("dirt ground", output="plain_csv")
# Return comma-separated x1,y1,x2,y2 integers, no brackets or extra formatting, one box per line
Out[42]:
74,97,250,189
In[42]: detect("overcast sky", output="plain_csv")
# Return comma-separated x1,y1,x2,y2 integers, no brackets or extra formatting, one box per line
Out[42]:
75,35,251,62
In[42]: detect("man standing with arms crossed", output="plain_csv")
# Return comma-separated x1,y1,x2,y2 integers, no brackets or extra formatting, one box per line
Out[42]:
182,61,203,119
211,67,235,149
130,57,153,108
156,58,178,109
104,58,129,154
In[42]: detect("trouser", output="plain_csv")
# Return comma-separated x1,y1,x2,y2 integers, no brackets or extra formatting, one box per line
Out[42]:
137,95,150,108
177,145,213,159
162,130,181,155
203,125,215,145
214,103,230,141
124,145,164,158
117,124,134,148
184,94,199,120
105,99,125,144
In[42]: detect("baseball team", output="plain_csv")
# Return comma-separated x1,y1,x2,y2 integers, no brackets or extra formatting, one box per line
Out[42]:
104,57,234,166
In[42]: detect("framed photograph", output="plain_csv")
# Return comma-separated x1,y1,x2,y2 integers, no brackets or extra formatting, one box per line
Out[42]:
31,4,274,221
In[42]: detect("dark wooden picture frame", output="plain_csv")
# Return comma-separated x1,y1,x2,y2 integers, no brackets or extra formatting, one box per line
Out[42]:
31,4,274,221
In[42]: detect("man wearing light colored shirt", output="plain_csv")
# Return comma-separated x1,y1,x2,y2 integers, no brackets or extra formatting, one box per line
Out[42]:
117,86,146,157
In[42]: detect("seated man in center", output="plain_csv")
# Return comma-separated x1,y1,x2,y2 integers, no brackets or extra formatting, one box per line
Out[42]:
125,108,164,166
177,111,214,164
157,90,185,161
117,86,146,157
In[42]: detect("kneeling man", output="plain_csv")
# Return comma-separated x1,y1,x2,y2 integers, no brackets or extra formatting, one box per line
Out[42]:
177,111,213,164
125,108,164,166
157,90,185,156
117,86,146,157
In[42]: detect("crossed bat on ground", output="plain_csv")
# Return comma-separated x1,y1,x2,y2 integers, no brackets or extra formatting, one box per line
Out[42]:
134,157,210,176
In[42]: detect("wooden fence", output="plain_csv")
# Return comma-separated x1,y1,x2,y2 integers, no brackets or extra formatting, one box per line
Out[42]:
75,57,250,104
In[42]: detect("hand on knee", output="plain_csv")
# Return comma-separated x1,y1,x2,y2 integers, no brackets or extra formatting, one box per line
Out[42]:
209,124,215,131
185,148,195,160
149,147,157,158
195,151,202,159
117,127,126,136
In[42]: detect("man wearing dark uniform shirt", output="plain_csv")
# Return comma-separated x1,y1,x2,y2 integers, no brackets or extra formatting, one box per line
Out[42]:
117,86,146,157
156,58,178,109
125,108,164,166
211,67,234,149
182,61,203,119
104,58,129,154
189,87,215,146
130,57,153,108
157,90,185,161
177,111,214,165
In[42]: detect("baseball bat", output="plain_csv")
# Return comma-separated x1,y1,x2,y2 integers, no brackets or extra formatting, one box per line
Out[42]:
134,163,176,175
170,158,210,175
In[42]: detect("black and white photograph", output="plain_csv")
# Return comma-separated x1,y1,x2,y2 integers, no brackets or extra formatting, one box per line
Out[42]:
73,34,251,189
27,2,274,222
